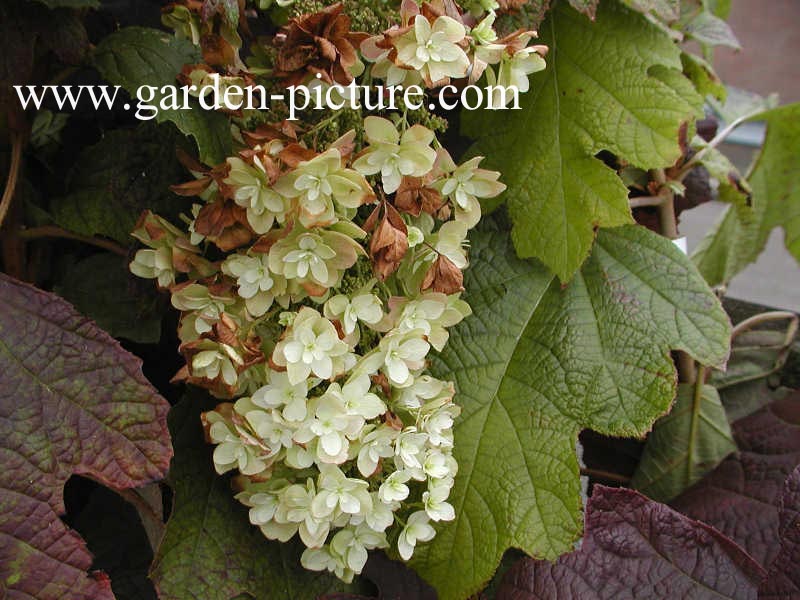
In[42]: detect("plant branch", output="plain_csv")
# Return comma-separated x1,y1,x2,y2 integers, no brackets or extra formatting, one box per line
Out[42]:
651,168,695,383
676,114,750,182
580,467,631,485
0,132,24,231
17,225,129,256
686,365,708,485
629,195,668,209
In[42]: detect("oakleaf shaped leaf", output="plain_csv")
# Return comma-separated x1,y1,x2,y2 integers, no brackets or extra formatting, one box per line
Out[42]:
52,124,189,245
94,27,232,166
463,0,703,280
631,382,736,502
692,103,800,286
0,273,172,599
150,397,359,599
760,464,800,599
409,217,730,599
496,486,766,599
672,393,800,567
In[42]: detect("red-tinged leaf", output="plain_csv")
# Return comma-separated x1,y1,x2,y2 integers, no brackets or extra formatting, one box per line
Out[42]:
671,394,800,567
498,486,766,600
0,273,172,600
760,465,800,599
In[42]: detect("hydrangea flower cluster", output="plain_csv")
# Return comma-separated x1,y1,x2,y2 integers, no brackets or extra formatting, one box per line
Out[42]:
145,0,546,584
362,0,548,106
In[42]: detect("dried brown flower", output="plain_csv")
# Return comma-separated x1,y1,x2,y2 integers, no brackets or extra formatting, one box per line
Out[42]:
365,202,409,281
394,176,445,217
274,2,369,86
194,198,254,251
422,254,464,295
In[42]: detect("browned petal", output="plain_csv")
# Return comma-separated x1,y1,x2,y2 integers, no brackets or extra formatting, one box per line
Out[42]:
279,143,317,167
422,255,464,294
170,177,213,197
202,33,237,68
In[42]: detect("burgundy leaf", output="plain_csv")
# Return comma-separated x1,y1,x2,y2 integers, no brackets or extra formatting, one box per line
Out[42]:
0,274,172,600
759,465,800,599
671,395,800,567
498,486,765,599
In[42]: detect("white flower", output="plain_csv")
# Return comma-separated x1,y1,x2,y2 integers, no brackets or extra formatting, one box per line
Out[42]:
350,492,396,532
243,404,294,456
422,403,461,447
311,465,372,519
130,247,175,288
357,425,398,477
301,545,354,583
225,156,286,233
423,479,456,521
171,283,235,334
422,449,451,479
353,117,437,194
378,470,411,503
192,344,243,386
206,411,269,475
269,228,364,291
397,511,436,560
325,293,384,335
243,492,280,526
435,153,506,228
435,221,469,269
223,253,287,317
395,428,429,472
293,393,362,464
380,330,430,387
253,371,310,422
395,375,447,411
278,480,331,548
273,307,351,384
330,523,388,573
334,375,386,420
273,148,373,227
394,15,470,86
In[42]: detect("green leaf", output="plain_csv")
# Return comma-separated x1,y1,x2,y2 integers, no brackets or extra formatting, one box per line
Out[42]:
683,11,740,49
681,52,726,101
622,0,680,21
566,0,598,18
52,124,189,244
55,253,166,344
463,1,703,281
94,27,232,165
692,103,800,286
631,382,736,502
409,217,731,600
150,396,360,600
0,273,171,600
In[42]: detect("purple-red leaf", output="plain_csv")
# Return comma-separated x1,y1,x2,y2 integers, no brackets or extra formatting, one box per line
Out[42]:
671,394,800,567
0,274,172,600
498,486,765,599
760,465,800,599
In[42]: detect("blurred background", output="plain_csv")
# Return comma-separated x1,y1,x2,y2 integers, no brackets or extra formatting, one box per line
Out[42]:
680,0,800,311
